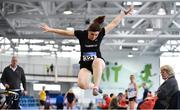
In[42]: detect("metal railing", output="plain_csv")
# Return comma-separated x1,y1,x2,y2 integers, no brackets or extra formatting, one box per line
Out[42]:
0,61,79,77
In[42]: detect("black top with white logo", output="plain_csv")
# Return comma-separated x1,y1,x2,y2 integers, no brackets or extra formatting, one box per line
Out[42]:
74,28,105,63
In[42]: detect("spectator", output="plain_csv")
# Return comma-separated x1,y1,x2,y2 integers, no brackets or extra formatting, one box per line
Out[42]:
98,94,111,109
110,93,114,101
109,96,120,109
56,92,64,110
137,82,149,109
44,91,51,110
154,65,179,109
137,91,154,110
118,93,128,109
39,86,46,110
45,64,49,74
64,89,76,110
50,64,54,74
138,91,157,110
1,56,27,109
127,74,138,110
142,82,149,100
124,89,129,105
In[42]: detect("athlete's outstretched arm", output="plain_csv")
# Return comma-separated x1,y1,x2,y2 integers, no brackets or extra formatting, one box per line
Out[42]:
41,24,75,38
105,5,133,34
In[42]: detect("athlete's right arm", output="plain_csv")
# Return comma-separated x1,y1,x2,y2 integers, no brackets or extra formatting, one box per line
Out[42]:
41,24,75,38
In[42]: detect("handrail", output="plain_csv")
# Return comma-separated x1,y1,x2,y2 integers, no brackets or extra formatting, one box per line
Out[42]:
0,61,79,77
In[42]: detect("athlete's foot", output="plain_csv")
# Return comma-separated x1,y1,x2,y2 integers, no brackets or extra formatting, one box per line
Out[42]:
93,87,103,96
98,88,103,94
93,88,99,96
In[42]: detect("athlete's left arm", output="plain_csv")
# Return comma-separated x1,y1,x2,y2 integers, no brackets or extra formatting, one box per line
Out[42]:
104,5,133,34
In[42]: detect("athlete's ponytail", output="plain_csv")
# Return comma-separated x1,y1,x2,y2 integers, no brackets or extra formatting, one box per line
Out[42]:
88,16,105,32
93,16,105,24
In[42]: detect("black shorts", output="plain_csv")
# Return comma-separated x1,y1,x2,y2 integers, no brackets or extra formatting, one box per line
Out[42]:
67,99,74,104
79,58,105,73
80,61,93,73
129,97,136,101
40,100,46,105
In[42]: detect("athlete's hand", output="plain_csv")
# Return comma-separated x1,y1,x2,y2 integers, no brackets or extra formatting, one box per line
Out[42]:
124,5,134,15
41,24,52,32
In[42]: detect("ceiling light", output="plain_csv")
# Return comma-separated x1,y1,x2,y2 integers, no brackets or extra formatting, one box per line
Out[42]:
119,45,122,50
176,2,180,6
128,53,133,58
146,23,153,32
133,2,142,5
132,47,138,51
50,41,55,44
54,45,58,48
157,8,166,15
146,28,153,32
63,10,72,15
171,10,175,14
44,41,49,44
137,40,144,43
126,2,142,6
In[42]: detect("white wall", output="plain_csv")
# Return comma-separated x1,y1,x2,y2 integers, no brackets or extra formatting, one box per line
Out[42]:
2,53,180,105
0,54,161,103
0,54,79,76
103,55,160,91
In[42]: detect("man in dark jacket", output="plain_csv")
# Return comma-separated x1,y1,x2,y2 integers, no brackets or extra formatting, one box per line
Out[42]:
1,56,27,109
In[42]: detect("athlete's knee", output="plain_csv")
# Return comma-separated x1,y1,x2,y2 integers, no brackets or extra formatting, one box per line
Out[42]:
93,58,105,68
77,80,88,89
78,83,88,89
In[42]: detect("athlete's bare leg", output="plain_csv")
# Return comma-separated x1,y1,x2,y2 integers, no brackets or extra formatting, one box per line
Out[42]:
77,68,94,89
129,100,136,110
92,58,105,95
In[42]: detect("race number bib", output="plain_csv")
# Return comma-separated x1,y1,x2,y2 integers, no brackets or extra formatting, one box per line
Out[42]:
83,52,97,61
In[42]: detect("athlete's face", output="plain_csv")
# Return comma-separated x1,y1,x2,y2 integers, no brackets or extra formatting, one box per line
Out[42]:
88,31,100,41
